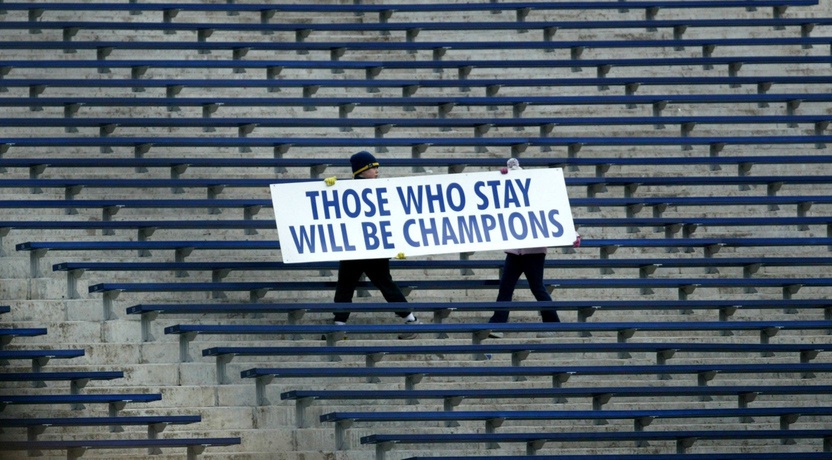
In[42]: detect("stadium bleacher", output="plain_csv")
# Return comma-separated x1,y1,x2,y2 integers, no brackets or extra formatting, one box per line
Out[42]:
2,0,832,457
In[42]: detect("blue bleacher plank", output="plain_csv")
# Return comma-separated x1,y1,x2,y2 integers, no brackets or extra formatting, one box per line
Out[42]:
52,256,832,275
0,350,85,360
0,1,815,15
3,75,832,95
1,55,831,78
0,195,829,223
6,36,832,57
0,437,242,456
90,277,832,298
170,321,832,340
0,306,9,315
0,349,85,372
18,237,832,253
127,296,830,321
0,328,48,347
6,216,831,273
0,414,201,428
4,156,832,182
2,115,829,129
0,117,829,147
282,385,832,427
16,236,832,301
0,371,123,392
0,393,161,407
48,255,832,302
326,406,832,424
0,415,201,440
0,135,829,158
363,430,832,457
204,342,832,385
17,237,832,281
2,175,830,196
208,342,832,362
400,454,832,460
163,320,832,363
89,277,832,324
1,17,830,35
3,216,830,234
0,195,832,215
3,94,831,109
123,298,832,342
243,362,832,406
323,407,832,450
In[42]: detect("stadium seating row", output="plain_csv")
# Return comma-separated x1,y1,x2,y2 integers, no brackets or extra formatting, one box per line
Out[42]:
282,384,832,427
3,54,832,81
3,155,831,180
204,341,832,386
3,16,830,39
0,308,240,458
3,75,831,96
1,0,814,19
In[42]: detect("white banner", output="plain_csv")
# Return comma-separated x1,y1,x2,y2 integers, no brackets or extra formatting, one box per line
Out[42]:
270,168,576,263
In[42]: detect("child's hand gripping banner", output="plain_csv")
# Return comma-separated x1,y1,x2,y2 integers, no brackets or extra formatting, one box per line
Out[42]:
270,168,576,263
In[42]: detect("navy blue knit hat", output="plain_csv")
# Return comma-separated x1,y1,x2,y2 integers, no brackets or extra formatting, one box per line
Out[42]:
350,151,379,176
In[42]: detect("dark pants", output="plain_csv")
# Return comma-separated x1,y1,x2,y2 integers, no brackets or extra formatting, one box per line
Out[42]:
333,258,410,323
489,252,560,323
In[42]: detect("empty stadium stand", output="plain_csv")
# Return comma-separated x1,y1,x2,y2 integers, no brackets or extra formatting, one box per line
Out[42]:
3,0,832,457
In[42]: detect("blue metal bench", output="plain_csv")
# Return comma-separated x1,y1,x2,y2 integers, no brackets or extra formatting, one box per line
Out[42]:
3,93,831,121
0,371,123,392
1,116,829,153
2,135,830,158
0,437,242,460
0,1,812,20
242,362,832,406
0,349,85,371
132,297,832,336
17,236,832,278
0,414,201,440
0,195,832,237
0,327,47,348
0,175,827,202
204,342,832,386
324,406,832,450
399,454,832,460
3,215,831,237
164,320,832,362
125,298,832,343
3,75,831,98
282,384,832,428
7,36,832,65
1,17,829,38
0,393,162,414
1,55,830,83
18,240,285,276
51,254,832,300
363,429,832,457
586,236,832,259
13,237,830,262
3,193,831,222
2,154,832,180
0,305,9,315
3,215,829,264
93,276,832,320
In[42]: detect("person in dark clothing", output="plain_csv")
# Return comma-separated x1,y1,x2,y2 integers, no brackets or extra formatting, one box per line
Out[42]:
486,158,581,338
324,151,421,340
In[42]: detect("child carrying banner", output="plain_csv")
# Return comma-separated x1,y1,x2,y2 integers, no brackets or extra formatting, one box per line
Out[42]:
324,151,422,340
487,158,582,339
